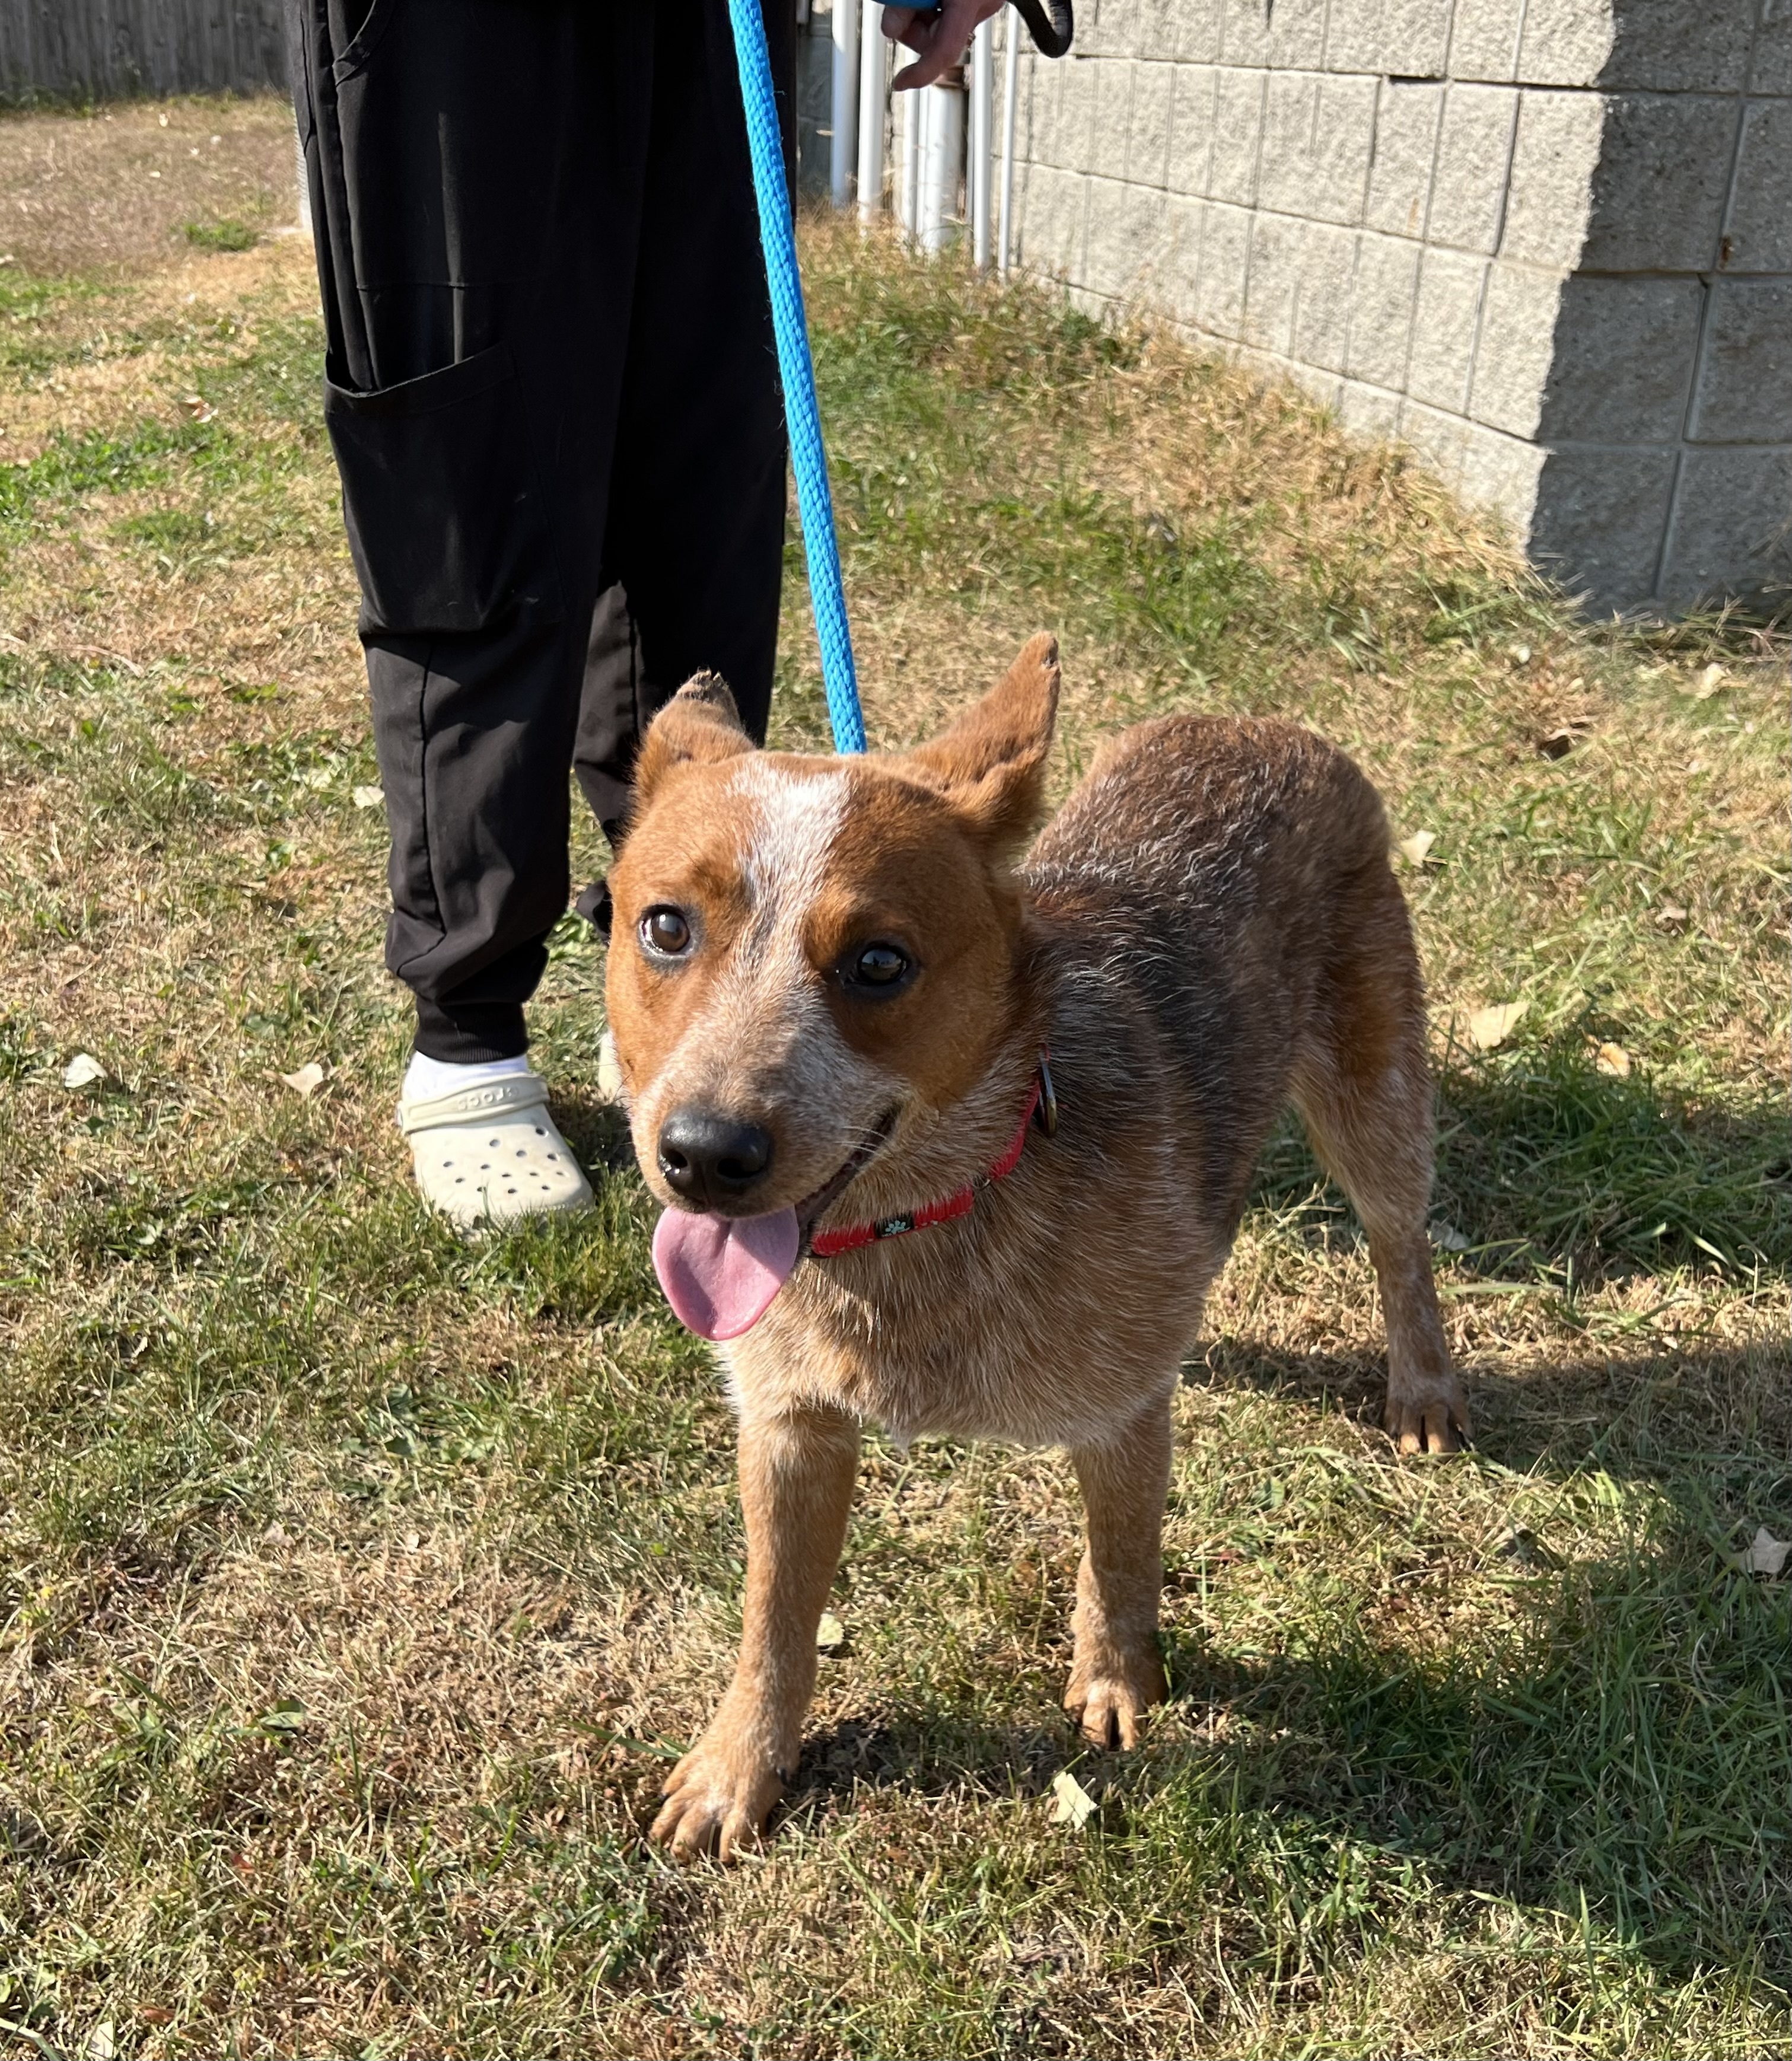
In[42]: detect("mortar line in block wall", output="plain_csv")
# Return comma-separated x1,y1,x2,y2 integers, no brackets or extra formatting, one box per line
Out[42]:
1652,9,1762,603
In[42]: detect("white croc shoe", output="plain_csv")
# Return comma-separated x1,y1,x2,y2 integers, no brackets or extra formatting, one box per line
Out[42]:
400,1071,593,1230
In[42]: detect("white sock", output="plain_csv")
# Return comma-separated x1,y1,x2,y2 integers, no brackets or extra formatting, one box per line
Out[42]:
402,1049,535,1107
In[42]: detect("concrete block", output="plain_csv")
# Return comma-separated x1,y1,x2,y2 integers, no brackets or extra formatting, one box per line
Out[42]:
1052,56,1100,174
1459,422,1547,534
1755,0,1792,93
1382,0,1452,75
1512,0,1613,87
1366,79,1443,239
1335,376,1404,439
1167,64,1217,196
1659,448,1792,607
1161,193,1208,324
1259,71,1378,224
1527,445,1677,613
1468,264,1561,438
1689,280,1792,444
1446,0,1524,81
1560,0,1755,92
1020,163,1087,278
1583,93,1741,273
1080,0,1140,57
1173,0,1224,62
1347,231,1421,388
1400,399,1473,486
1284,360,1346,415
1427,85,1518,253
1210,66,1266,204
1125,58,1175,186
1293,220,1357,372
1016,53,1052,168
1193,199,1252,336
1136,0,1185,58
1501,89,1603,268
1723,99,1792,274
1243,211,1302,352
1084,177,1170,298
1540,276,1705,440
1220,0,1273,66
1323,0,1382,73
1406,245,1487,412
1268,0,1328,69
1087,60,1134,180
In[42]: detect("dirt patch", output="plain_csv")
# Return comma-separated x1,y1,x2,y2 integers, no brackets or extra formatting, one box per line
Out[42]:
0,93,298,276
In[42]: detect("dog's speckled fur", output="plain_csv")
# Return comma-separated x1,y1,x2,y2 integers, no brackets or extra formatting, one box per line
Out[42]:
605,636,1469,1859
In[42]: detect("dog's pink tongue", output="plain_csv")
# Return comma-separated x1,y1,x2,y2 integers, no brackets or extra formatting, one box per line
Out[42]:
652,1206,801,1341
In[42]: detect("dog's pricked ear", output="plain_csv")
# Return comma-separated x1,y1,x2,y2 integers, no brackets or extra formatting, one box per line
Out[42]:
633,671,755,806
906,633,1060,853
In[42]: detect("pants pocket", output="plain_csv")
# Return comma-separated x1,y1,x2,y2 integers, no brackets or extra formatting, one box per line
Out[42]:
324,345,562,638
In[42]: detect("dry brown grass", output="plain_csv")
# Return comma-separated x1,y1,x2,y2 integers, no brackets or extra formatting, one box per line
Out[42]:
0,93,297,276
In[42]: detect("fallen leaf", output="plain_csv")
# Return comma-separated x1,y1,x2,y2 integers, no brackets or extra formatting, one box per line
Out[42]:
1692,662,1727,699
1431,1221,1471,1252
181,393,217,422
1465,1001,1528,1052
1592,1040,1631,1078
87,2021,115,2061
1655,903,1689,931
1742,1527,1789,1577
262,1521,288,1546
402,1530,421,1553
815,1611,846,1654
1050,1769,1097,1829
62,1052,107,1088
1538,727,1577,760
1396,830,1435,868
351,785,384,810
279,1060,326,1098
1510,644,1531,665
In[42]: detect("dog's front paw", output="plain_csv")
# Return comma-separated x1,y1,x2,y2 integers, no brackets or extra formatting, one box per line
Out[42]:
650,1721,785,1863
1065,1642,1164,1750
1384,1371,1472,1455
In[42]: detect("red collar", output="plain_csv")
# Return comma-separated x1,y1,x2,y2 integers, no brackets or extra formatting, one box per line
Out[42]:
810,1054,1057,1260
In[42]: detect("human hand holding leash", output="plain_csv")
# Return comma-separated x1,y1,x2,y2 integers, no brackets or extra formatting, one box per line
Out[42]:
881,0,1006,89
883,0,1077,89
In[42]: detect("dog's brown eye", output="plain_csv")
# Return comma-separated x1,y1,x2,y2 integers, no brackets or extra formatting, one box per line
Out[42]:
641,906,692,957
848,942,910,988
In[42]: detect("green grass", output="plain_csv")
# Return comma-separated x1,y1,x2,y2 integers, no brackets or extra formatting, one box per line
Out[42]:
0,144,1786,2059
183,219,258,254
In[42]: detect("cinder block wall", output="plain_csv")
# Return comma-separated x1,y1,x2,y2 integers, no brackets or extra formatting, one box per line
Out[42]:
1012,0,1790,613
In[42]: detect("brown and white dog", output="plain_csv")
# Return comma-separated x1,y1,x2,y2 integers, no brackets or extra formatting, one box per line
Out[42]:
604,634,1469,1861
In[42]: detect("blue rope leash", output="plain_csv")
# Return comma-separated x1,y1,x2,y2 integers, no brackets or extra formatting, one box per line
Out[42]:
725,0,867,754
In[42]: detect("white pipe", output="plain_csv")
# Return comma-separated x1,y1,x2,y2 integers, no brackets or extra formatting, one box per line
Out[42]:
917,79,962,255
970,18,993,272
998,11,1019,275
856,3,884,227
830,0,859,209
899,82,921,240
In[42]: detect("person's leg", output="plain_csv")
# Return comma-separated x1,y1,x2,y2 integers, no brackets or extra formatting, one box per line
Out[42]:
573,0,796,847
289,0,654,1067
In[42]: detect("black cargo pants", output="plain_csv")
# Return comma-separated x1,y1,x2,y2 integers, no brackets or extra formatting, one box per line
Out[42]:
287,0,794,1061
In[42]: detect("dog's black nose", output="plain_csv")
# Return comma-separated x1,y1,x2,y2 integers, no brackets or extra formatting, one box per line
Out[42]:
657,1108,775,1207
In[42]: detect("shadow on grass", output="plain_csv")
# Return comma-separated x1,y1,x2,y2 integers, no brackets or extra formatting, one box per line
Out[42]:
788,1342,1791,2001
1250,1028,1792,1283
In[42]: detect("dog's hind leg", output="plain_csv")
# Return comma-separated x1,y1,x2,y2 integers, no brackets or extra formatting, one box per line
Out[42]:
1290,869,1470,1456
1065,1388,1173,1747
